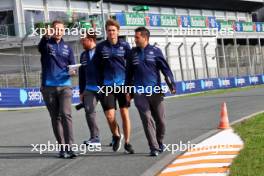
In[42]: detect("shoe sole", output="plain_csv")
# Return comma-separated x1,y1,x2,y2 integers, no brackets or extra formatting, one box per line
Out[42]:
63,153,70,159
64,154,78,159
124,150,135,154
150,153,159,157
69,154,77,159
149,151,159,157
124,144,135,154
117,134,124,151
84,140,101,146
87,143,101,146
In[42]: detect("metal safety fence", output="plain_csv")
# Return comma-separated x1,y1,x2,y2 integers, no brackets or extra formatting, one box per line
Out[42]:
0,37,264,88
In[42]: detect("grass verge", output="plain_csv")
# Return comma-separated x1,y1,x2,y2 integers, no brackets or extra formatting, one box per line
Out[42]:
229,113,264,176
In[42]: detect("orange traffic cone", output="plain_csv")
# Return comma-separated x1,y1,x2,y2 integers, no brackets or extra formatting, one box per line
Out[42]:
218,102,230,129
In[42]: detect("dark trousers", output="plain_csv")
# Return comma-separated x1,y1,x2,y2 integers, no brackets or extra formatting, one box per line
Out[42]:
41,86,74,145
83,90,100,138
134,93,166,151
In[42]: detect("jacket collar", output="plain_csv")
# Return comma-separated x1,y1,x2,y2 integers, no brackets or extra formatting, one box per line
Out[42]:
50,37,65,45
136,43,151,52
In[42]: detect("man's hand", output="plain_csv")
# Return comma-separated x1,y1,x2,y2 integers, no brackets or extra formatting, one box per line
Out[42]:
68,68,77,76
171,89,176,95
44,27,53,38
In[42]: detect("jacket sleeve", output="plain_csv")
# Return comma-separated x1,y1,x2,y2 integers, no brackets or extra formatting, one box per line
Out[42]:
156,48,176,91
78,53,86,94
93,44,104,86
125,48,135,86
124,42,132,61
68,47,76,65
38,36,49,54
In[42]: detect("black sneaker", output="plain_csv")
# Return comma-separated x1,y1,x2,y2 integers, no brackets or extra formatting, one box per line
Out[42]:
110,125,121,146
149,149,159,157
158,143,164,153
58,150,66,158
124,143,135,154
66,150,78,159
112,134,123,152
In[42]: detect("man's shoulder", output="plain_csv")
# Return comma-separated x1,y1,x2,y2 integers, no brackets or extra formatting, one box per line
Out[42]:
80,50,86,55
148,44,158,49
118,39,130,48
147,44,161,53
97,40,108,47
131,46,138,52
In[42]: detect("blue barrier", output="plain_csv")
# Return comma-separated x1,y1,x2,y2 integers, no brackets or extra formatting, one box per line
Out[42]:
0,87,80,108
0,75,263,109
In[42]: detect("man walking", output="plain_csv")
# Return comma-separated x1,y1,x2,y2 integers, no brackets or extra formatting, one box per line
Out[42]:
39,20,77,158
126,27,176,156
95,19,134,154
79,33,101,146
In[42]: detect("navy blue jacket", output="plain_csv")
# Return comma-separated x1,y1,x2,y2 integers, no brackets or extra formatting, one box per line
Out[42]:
95,39,131,86
78,48,99,93
38,36,75,87
126,44,176,93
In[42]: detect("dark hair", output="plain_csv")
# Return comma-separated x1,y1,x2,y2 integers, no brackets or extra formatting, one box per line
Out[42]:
135,27,150,39
52,20,64,27
105,19,120,30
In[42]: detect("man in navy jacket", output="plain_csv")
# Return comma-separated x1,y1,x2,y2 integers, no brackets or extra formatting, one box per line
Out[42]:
39,20,77,158
126,27,176,156
79,33,101,147
95,19,134,154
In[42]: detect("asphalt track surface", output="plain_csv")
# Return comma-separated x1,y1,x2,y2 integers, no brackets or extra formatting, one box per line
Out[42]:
0,87,264,176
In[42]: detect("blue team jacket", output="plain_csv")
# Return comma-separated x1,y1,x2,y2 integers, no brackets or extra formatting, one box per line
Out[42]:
126,44,176,93
95,39,131,86
38,36,75,87
78,48,99,93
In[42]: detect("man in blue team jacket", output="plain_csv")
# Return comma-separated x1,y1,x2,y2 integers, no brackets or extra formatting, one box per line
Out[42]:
78,33,102,146
38,20,77,158
126,27,176,157
95,19,134,154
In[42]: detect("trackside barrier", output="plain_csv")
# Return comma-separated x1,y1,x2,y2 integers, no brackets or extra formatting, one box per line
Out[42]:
0,75,263,109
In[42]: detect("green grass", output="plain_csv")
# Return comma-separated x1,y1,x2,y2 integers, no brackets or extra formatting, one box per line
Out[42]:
229,113,264,176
